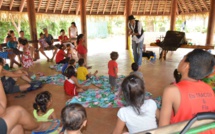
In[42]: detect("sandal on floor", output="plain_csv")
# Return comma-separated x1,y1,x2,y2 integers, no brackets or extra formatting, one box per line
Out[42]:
14,94,25,98
32,119,61,134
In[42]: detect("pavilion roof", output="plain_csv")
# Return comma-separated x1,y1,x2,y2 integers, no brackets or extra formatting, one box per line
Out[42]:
0,0,211,16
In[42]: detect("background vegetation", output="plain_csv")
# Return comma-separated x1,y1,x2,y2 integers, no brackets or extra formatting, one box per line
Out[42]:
0,16,210,43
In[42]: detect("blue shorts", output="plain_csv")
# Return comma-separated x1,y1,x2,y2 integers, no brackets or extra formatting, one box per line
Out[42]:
0,118,7,134
0,52,9,59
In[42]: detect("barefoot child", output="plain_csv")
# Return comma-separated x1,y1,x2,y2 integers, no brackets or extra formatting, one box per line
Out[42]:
64,66,89,96
61,103,87,134
33,91,59,134
108,51,119,91
22,44,33,73
38,32,51,62
77,58,98,81
113,75,158,134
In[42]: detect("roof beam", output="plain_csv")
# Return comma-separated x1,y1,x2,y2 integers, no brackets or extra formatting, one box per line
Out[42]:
90,0,95,14
137,0,141,15
61,0,67,13
45,0,51,12
37,0,43,12
116,0,121,14
76,0,87,15
144,0,147,14
0,0,3,9
163,0,167,15
200,0,208,11
68,0,74,13
195,0,202,12
177,0,184,14
76,1,80,15
156,0,161,15
180,0,189,13
131,0,135,14
97,0,102,14
187,0,196,12
53,0,59,13
103,0,108,14
150,0,154,15
19,0,25,12
10,0,14,10
110,0,115,14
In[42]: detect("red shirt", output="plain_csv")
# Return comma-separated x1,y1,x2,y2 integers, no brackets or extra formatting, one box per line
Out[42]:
58,35,69,44
108,60,118,77
64,79,77,96
77,41,87,55
56,49,65,63
170,80,215,124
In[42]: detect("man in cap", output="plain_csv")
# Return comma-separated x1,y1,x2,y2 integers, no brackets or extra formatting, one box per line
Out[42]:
128,15,144,67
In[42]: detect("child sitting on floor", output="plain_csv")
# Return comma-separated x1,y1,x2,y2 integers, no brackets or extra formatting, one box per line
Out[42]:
108,51,119,91
64,66,89,96
56,45,69,64
77,58,98,81
113,75,159,134
62,59,76,75
33,91,59,134
129,62,144,80
61,103,87,134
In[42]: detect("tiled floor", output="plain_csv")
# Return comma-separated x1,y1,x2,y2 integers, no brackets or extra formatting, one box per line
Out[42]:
6,37,196,134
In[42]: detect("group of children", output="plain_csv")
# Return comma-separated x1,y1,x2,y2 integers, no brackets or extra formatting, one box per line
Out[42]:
56,49,215,134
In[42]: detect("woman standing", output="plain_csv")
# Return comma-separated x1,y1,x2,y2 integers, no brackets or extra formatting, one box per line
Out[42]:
68,22,78,46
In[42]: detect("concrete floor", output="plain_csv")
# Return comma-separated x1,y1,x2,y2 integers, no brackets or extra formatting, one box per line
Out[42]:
6,38,196,133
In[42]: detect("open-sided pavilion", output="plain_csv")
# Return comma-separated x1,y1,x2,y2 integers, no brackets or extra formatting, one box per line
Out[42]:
0,0,215,59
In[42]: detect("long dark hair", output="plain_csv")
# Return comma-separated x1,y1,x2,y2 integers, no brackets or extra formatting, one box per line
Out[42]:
121,75,145,115
33,91,52,113
77,34,84,44
71,22,77,27
64,66,76,79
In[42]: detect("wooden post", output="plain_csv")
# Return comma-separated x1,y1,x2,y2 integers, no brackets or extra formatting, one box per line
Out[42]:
80,0,87,48
27,0,39,59
170,0,177,31
125,0,131,50
206,0,215,46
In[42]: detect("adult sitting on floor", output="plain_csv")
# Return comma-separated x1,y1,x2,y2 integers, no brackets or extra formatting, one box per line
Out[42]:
41,28,57,62
0,65,59,134
0,58,42,94
58,29,74,48
18,30,35,60
159,49,215,127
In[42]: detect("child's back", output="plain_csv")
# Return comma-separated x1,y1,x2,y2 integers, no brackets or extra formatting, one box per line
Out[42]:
130,62,144,80
77,66,88,81
130,71,144,80
118,99,157,133
113,75,158,134
33,108,54,122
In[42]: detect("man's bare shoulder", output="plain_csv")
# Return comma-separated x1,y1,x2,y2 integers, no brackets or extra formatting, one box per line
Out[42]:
163,84,180,97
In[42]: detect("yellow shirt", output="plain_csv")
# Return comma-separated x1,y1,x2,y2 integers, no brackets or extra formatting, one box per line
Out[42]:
77,66,88,81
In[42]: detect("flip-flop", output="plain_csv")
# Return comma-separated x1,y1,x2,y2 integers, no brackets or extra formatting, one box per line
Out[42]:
32,119,61,134
14,94,25,98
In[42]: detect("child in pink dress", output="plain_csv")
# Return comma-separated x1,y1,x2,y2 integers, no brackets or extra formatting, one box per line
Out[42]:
22,44,33,71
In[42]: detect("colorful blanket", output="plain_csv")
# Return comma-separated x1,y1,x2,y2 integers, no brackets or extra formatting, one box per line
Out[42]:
40,73,162,108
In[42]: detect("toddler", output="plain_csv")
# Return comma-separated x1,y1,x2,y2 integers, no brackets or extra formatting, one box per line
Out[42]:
129,62,144,80
62,59,76,75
